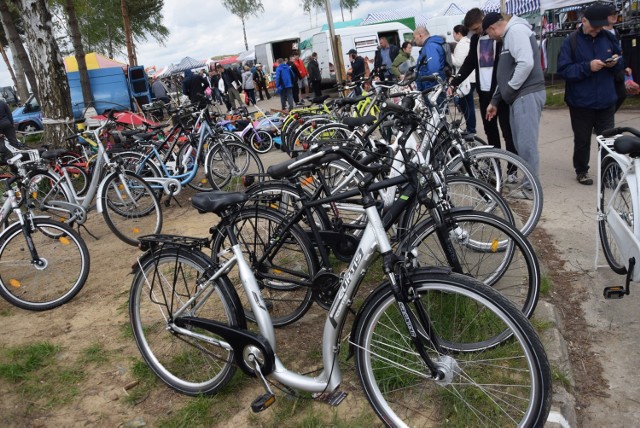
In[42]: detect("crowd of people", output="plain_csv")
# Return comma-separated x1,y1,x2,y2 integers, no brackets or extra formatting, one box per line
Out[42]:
149,49,324,114
146,3,632,187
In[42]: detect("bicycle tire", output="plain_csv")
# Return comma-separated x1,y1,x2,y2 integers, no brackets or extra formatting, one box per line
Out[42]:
0,218,90,310
250,130,273,154
353,270,551,427
100,170,163,246
447,147,543,237
129,247,239,395
204,141,264,192
177,140,214,192
399,210,540,318
399,174,515,239
599,157,629,274
210,206,316,326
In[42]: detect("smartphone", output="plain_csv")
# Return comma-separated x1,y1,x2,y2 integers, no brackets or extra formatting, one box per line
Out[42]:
605,56,621,63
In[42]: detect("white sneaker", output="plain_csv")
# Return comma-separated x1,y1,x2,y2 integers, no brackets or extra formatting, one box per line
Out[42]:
506,173,518,184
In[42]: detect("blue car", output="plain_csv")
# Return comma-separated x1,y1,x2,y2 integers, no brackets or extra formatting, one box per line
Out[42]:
12,95,43,133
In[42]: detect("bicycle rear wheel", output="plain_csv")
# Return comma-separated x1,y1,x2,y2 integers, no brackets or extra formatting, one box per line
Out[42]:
353,270,551,427
210,206,316,326
100,171,163,246
130,247,239,395
250,130,273,154
599,157,629,274
0,218,90,310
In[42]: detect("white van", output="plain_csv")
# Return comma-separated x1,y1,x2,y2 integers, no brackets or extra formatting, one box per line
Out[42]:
311,22,414,84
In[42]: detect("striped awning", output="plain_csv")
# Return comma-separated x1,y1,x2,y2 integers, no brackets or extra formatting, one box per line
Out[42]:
443,3,466,16
482,0,540,15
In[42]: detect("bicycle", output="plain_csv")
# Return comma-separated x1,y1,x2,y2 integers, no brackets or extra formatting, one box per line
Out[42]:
0,155,90,310
129,145,551,426
596,127,640,298
14,115,163,246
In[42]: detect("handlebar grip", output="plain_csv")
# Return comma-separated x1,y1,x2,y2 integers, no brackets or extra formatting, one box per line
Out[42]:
381,101,410,115
601,127,623,137
601,127,640,138
417,75,438,83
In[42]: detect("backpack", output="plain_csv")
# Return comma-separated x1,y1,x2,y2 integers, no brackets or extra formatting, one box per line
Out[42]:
440,40,455,78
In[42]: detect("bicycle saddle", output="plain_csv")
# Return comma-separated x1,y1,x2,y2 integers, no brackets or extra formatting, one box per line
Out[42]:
309,95,330,104
191,191,248,215
334,96,367,107
614,135,640,158
40,148,68,160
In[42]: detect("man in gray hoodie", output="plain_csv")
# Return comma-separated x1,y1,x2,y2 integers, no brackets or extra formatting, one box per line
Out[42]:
484,13,546,188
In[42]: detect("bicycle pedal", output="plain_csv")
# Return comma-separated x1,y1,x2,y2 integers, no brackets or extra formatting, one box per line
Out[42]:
250,392,276,412
603,286,626,299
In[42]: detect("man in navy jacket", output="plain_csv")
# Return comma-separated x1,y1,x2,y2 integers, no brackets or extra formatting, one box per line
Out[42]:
558,3,623,185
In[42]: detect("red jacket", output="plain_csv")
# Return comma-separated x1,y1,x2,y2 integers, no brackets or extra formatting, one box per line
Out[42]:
293,58,308,78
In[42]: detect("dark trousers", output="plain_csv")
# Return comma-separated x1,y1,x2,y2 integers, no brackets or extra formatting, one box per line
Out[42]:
569,104,616,174
292,81,300,103
0,124,18,145
256,81,270,100
311,80,322,97
478,90,515,152
457,83,477,134
245,88,256,105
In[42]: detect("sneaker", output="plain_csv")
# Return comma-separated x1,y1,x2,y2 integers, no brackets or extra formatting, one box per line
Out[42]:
577,173,593,185
506,173,519,184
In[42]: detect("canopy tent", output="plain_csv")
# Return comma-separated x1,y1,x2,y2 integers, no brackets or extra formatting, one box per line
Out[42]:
217,56,239,66
169,56,207,74
481,0,540,15
359,10,428,28
237,50,256,64
540,0,609,12
64,52,127,72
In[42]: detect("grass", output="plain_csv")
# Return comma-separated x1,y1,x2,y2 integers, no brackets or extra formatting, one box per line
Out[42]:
0,342,86,410
80,343,110,365
552,364,573,391
540,274,553,297
123,359,158,405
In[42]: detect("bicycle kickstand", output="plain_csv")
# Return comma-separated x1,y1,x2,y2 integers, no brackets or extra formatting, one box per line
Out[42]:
163,184,182,208
604,257,635,299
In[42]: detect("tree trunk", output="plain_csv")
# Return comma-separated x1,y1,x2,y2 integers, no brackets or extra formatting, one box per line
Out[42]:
242,17,248,51
0,43,19,95
121,0,137,65
9,47,30,102
64,0,93,109
0,0,39,99
340,4,344,22
15,0,73,147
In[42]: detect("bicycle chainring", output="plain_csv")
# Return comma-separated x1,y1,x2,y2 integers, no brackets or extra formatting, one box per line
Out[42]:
311,271,341,310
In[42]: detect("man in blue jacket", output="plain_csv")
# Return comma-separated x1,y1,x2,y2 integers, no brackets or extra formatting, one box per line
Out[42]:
275,58,295,111
413,26,446,92
558,3,623,185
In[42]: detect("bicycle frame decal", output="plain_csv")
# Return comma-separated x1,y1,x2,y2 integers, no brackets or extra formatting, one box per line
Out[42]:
329,247,364,328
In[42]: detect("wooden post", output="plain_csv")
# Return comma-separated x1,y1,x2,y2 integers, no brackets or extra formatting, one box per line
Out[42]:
324,0,344,86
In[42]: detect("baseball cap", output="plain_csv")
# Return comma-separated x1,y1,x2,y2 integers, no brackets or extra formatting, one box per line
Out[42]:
482,12,503,32
347,48,357,55
584,3,612,27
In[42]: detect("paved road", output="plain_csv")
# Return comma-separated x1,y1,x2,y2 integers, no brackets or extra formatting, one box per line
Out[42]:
250,92,640,426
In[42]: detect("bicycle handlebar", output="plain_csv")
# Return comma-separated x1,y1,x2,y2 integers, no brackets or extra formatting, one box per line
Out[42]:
601,127,640,138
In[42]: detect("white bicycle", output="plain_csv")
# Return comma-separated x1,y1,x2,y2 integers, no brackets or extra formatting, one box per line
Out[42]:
596,127,640,298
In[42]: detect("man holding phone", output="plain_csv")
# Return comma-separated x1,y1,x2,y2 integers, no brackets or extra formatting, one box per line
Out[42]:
558,3,623,185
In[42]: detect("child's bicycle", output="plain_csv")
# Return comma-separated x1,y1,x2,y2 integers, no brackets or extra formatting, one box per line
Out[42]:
596,127,640,298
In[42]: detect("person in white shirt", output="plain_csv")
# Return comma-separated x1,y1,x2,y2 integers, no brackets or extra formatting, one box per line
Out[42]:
452,24,477,135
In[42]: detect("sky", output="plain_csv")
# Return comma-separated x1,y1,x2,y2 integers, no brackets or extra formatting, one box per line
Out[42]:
0,0,485,91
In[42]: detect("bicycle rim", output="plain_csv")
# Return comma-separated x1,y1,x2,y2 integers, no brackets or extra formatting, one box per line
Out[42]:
0,219,90,310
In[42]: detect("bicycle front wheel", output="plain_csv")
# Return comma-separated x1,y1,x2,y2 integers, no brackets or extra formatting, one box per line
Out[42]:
250,130,273,154
100,171,163,246
353,270,551,427
205,141,264,192
399,210,540,317
0,218,90,310
130,247,239,395
447,147,543,237
599,157,630,274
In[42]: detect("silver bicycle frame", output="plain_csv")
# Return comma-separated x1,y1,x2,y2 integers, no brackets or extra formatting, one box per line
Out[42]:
596,138,640,280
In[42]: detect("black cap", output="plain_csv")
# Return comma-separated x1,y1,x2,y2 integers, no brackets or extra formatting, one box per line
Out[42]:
347,49,357,55
482,12,503,32
584,3,612,27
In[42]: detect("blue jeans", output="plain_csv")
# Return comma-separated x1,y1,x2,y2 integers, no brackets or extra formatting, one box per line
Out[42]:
279,87,295,110
456,83,477,134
